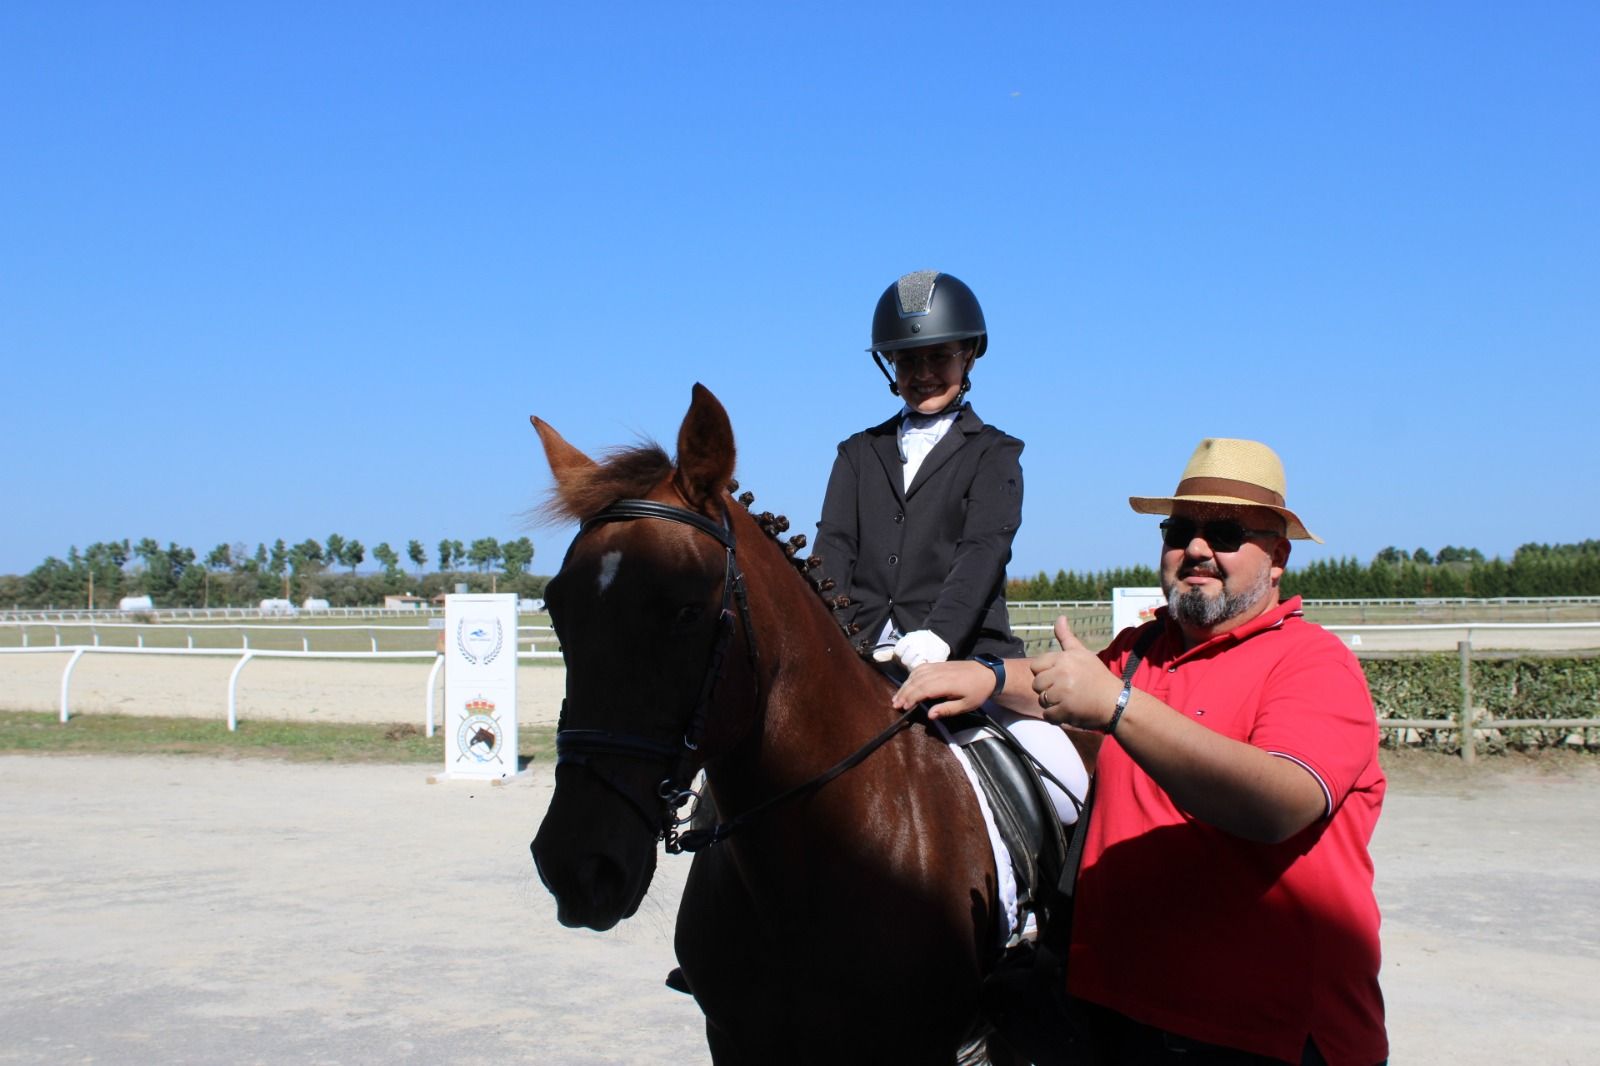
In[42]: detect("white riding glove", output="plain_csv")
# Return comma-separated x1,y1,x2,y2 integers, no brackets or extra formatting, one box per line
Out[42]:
892,629,950,670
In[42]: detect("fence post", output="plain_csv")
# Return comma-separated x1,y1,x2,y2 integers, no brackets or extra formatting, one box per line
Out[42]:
1458,640,1476,765
59,648,87,723
227,652,254,732
425,654,445,737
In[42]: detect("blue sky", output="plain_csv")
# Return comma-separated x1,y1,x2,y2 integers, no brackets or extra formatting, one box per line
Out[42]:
4,3,1596,579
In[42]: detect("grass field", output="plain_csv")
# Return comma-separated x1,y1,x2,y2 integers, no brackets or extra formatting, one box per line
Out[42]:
0,710,559,763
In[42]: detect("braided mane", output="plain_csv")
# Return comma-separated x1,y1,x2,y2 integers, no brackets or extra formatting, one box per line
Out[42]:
730,483,864,650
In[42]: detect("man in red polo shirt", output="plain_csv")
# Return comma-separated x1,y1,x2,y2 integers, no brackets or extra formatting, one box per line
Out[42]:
894,437,1387,1065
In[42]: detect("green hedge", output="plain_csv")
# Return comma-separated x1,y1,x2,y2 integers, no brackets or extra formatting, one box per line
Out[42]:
1362,655,1600,751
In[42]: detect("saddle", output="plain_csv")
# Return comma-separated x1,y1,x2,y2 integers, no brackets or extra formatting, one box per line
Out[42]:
939,709,1073,941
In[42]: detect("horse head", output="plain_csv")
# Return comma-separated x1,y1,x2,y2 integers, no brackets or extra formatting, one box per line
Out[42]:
530,384,770,930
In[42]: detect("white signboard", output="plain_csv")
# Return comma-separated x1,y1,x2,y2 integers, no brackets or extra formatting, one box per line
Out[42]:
1111,587,1165,640
441,593,519,781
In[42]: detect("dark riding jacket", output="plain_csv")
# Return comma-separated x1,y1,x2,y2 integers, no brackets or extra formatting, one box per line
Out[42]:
813,403,1026,660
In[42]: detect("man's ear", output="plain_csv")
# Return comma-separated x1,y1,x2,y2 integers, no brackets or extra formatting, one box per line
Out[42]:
1271,539,1291,582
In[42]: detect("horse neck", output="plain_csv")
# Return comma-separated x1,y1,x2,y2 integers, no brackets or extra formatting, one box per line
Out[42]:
717,505,899,786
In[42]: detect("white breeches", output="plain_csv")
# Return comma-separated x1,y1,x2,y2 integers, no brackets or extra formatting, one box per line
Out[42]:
947,705,1090,825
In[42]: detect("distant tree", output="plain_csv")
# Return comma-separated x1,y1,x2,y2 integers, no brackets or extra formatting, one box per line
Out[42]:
289,539,325,574
1411,547,1432,565
343,540,364,574
451,540,466,571
407,539,427,575
1373,546,1405,566
437,539,454,573
205,544,233,572
373,542,401,578
24,556,78,608
1050,568,1072,599
269,540,289,577
201,544,233,607
501,537,535,576
1436,545,1485,565
326,533,347,571
82,541,129,608
127,542,195,603
468,537,502,572
85,540,130,572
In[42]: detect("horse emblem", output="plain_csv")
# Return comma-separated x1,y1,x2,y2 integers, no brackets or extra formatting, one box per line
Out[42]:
456,617,503,665
457,696,503,763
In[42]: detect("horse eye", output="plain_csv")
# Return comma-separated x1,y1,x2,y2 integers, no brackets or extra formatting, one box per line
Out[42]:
673,604,705,628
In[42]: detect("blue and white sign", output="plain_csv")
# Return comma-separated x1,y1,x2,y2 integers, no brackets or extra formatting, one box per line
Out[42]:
441,593,520,780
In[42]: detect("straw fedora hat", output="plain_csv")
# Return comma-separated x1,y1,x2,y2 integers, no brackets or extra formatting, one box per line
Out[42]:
1129,437,1322,542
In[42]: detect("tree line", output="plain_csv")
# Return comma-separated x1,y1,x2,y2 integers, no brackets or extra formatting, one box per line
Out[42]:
1004,540,1600,601
2,536,546,610
9,536,1598,611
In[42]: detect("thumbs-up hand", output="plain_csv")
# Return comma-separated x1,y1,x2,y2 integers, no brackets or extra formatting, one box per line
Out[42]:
1028,615,1120,727
1054,616,1087,653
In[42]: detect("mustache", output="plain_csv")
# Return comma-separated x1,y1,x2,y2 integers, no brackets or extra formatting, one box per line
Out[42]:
1178,561,1223,580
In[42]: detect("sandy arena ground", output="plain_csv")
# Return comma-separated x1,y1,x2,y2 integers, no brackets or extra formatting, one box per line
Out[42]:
1,747,1598,1064
0,652,568,729
2,652,1599,1063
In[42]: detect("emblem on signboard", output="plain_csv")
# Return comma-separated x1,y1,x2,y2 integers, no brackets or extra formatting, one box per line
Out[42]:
456,617,504,665
457,696,504,764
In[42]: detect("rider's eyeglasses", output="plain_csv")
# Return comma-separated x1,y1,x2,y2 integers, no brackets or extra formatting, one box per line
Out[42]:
887,348,970,376
1159,517,1282,553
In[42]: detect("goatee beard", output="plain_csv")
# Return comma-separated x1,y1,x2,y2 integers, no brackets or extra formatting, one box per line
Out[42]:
1167,565,1272,628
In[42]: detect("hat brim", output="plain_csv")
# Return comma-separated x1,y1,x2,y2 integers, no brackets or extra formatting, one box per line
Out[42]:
1129,494,1322,543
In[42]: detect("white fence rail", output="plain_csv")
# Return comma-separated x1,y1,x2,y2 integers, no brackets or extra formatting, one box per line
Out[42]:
0,644,559,734
0,606,454,622
0,621,558,653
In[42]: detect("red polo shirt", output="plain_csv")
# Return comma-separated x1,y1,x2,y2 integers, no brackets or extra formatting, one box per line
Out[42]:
1068,596,1387,1066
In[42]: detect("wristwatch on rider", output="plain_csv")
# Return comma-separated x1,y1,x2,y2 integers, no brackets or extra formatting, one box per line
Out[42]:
971,653,1006,702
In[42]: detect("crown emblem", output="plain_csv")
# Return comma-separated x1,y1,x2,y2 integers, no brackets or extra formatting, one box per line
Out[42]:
465,696,495,715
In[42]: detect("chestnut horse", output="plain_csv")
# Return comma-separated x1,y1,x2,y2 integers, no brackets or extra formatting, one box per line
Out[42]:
530,385,1007,1064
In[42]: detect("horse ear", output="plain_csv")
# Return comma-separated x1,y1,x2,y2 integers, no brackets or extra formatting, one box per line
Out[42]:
673,384,736,508
532,415,598,486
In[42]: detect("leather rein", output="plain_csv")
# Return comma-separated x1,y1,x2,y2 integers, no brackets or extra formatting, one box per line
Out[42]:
552,497,921,855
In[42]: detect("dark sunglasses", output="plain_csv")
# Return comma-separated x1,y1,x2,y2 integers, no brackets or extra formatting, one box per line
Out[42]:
1159,517,1282,552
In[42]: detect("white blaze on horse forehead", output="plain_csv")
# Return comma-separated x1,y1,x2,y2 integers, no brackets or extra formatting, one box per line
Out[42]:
596,550,623,595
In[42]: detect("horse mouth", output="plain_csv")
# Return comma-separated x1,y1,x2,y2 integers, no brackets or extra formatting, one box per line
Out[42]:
532,842,654,932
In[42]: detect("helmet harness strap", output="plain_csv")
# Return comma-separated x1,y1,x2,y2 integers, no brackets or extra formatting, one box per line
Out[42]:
870,351,975,414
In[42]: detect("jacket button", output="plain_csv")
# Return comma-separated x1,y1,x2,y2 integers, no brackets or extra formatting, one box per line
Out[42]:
893,512,904,524
888,554,899,565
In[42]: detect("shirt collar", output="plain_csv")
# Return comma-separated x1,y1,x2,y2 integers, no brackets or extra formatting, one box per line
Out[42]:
899,406,960,432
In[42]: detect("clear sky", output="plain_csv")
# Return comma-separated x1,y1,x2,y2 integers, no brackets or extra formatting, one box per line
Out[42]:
4,3,1596,580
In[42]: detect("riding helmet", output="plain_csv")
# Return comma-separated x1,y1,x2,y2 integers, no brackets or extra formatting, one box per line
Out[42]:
867,271,988,359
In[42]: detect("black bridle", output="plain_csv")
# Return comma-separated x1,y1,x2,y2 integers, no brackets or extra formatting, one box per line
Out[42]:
552,496,924,855
553,498,761,853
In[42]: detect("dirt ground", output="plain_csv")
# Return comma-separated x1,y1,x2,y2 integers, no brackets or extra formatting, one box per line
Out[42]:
1,745,1597,1065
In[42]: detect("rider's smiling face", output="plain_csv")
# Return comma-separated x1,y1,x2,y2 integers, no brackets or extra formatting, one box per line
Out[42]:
890,341,974,414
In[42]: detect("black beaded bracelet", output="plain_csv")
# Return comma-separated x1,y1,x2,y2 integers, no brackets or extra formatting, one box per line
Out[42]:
1105,680,1134,735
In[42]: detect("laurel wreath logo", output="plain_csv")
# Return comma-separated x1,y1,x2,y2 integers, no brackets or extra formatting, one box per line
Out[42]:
456,618,504,665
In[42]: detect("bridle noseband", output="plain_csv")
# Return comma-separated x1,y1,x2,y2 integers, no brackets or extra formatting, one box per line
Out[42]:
553,498,760,853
